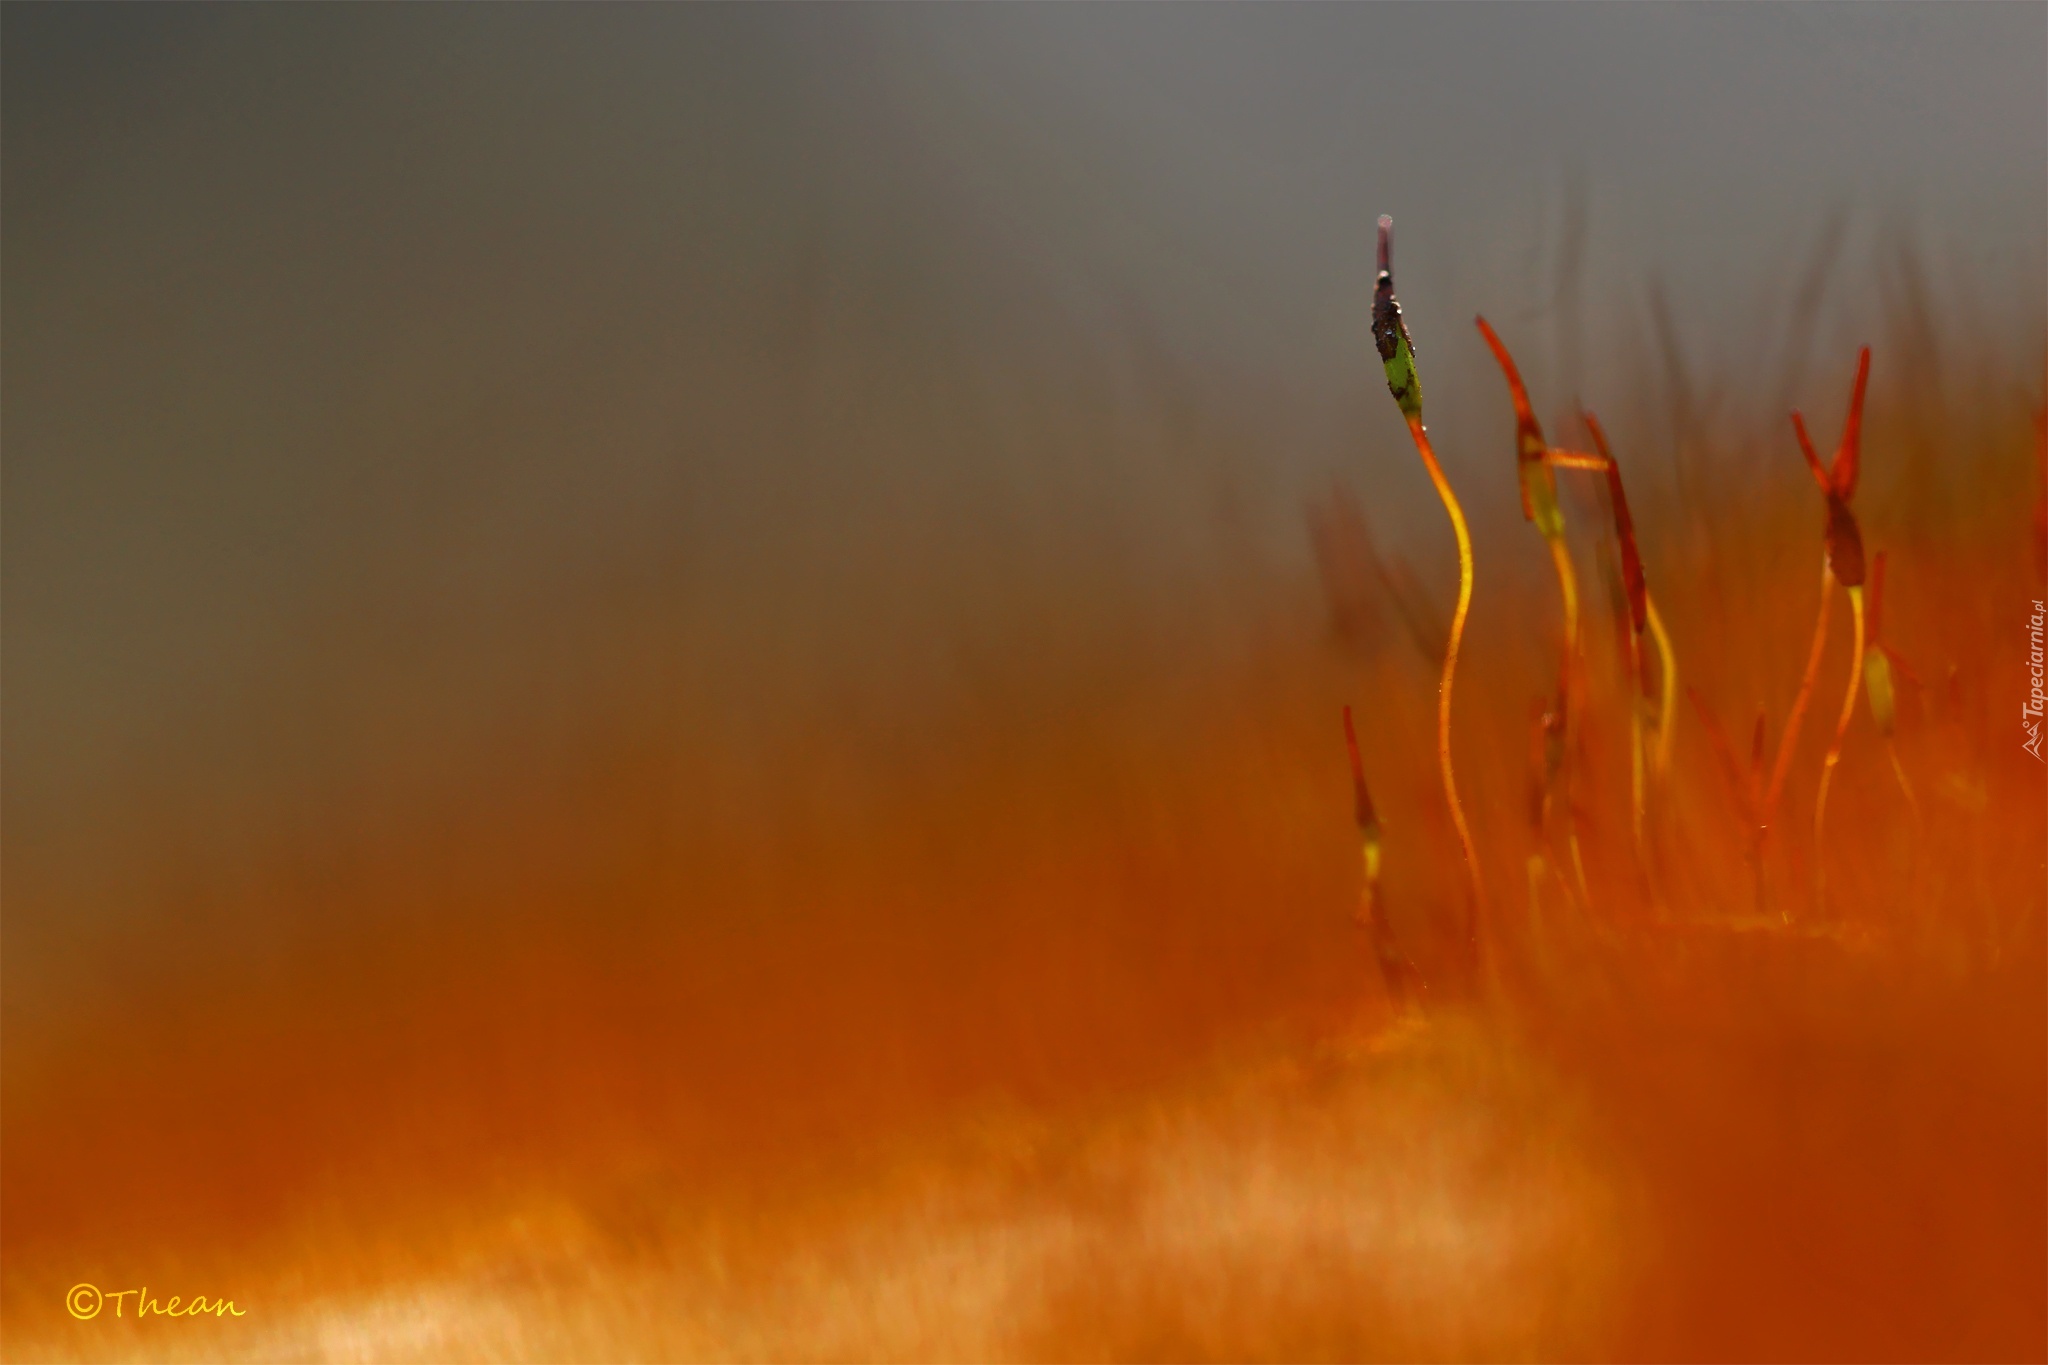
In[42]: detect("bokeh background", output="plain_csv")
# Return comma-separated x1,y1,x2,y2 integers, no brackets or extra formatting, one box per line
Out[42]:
4,5,2043,1360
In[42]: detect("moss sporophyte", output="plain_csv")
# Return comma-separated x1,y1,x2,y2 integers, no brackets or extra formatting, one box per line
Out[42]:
1343,226,1921,981
1371,216,1485,962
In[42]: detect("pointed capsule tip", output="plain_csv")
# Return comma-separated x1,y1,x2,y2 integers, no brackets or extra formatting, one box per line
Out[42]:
1836,346,1871,499
1376,216,1393,273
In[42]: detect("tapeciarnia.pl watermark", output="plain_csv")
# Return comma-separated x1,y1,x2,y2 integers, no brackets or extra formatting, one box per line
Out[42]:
67,1283,246,1320
2026,599,2045,761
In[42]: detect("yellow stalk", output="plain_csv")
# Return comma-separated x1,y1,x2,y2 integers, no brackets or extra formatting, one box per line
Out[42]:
1645,593,1679,777
1546,533,1581,681
1405,413,1486,927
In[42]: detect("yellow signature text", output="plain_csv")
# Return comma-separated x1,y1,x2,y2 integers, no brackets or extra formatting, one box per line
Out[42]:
67,1283,246,1320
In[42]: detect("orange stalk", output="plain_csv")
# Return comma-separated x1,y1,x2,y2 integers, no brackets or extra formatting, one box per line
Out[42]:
1623,610,1647,855
1769,348,1872,907
1546,534,1581,684
1342,704,1383,913
1404,412,1485,931
1560,413,1678,895
1544,530,1590,908
1763,557,1836,849
1645,595,1678,777
1375,217,1486,950
1576,416,1650,868
1345,705,1421,1002
1475,317,1581,913
1862,550,1922,828
1813,584,1866,913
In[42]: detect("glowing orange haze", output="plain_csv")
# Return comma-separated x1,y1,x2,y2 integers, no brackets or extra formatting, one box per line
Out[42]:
4,348,2043,1361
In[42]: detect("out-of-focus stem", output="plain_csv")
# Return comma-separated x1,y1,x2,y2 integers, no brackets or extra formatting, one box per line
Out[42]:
1862,554,1920,834
1625,623,1647,857
1342,705,1383,920
1543,533,1591,904
1546,534,1580,683
1813,584,1866,914
1646,593,1678,778
1763,557,1836,850
1551,430,1673,901
1345,704,1424,1003
1477,319,1581,918
1886,739,1921,830
1404,413,1486,932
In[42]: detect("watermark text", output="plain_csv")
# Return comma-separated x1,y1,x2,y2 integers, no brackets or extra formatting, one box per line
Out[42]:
67,1283,245,1320
2026,599,2044,761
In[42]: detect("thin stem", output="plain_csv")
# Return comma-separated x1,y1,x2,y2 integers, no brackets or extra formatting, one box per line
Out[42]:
1545,533,1591,910
1763,557,1836,843
1551,426,1672,880
1342,704,1383,920
1546,533,1580,694
1621,620,1646,850
1886,739,1922,831
1405,412,1486,934
1813,584,1866,914
1645,593,1679,777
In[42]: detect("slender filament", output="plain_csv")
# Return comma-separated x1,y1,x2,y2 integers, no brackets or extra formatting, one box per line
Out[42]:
1886,739,1922,831
1544,517,1588,911
1645,593,1679,777
1405,413,1486,929
1546,531,1581,674
1625,625,1647,860
1763,557,1836,840
1813,584,1866,913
